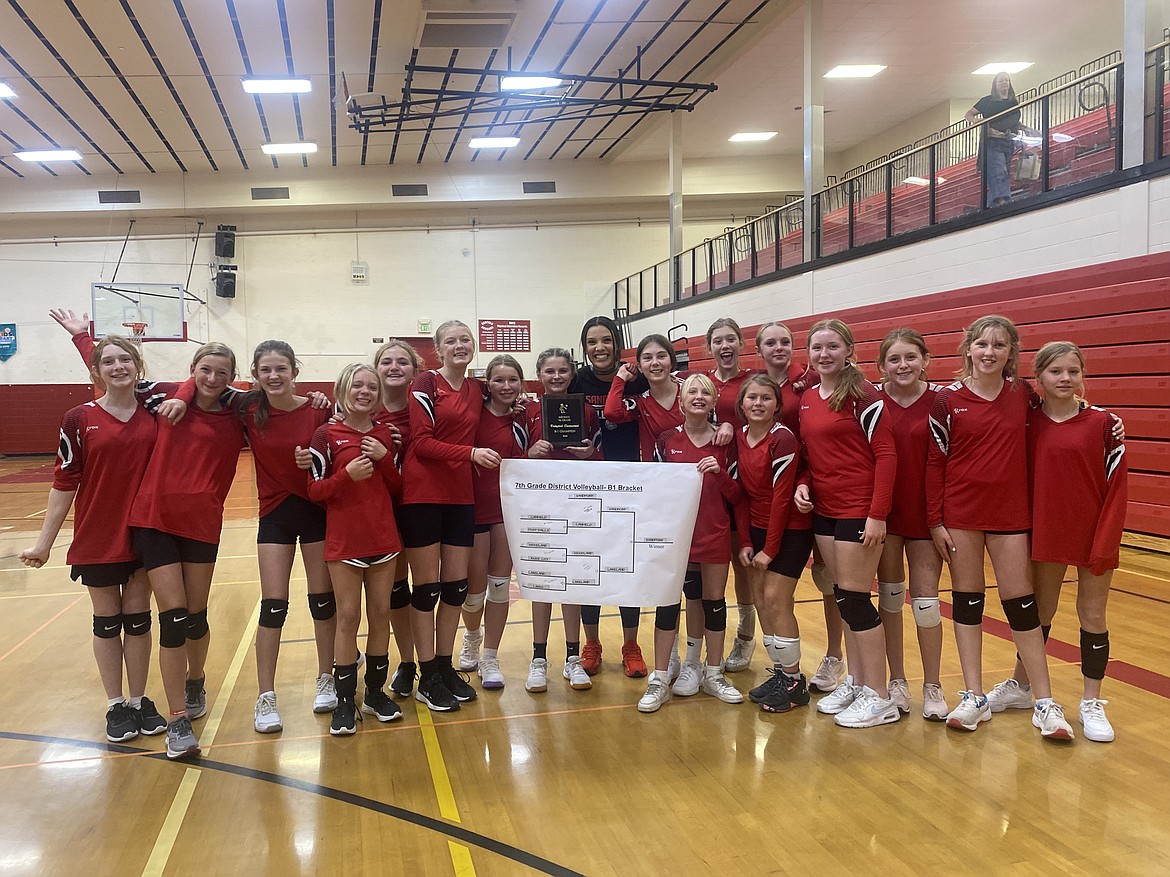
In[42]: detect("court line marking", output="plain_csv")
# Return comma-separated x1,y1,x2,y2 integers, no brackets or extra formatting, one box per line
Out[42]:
0,595,83,663
417,701,478,875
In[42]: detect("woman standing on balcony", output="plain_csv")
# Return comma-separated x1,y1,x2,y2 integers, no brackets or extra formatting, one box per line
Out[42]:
966,72,1021,207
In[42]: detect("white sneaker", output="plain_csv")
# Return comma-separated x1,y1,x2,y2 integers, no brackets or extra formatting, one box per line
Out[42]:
888,678,911,714
834,686,900,728
254,691,282,733
816,675,858,715
525,658,548,693
946,690,991,731
723,636,756,672
638,674,672,713
1079,698,1114,742
459,629,483,671
1033,701,1074,740
563,656,592,690
985,678,1033,713
700,668,744,704
922,682,949,722
667,651,682,685
478,655,505,690
809,655,845,692
672,660,702,696
313,673,338,713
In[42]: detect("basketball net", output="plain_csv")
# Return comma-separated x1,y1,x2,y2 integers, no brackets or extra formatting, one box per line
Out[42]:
122,321,148,347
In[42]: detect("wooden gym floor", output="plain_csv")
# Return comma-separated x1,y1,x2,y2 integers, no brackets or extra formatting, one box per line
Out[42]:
1,454,1168,876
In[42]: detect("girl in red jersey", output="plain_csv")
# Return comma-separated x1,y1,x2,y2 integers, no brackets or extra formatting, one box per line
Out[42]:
732,376,817,715
756,321,842,692
873,329,948,721
21,335,167,744
402,320,498,712
926,315,1073,740
638,374,748,712
308,364,404,735
603,334,684,463
795,319,900,729
993,342,1127,742
241,340,335,734
459,355,526,690
523,348,602,693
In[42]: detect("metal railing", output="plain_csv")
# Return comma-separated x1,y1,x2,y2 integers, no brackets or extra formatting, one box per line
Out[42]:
1145,36,1170,161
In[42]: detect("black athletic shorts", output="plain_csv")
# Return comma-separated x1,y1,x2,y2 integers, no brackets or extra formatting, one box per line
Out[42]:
131,527,219,570
749,527,815,578
257,494,327,545
398,503,475,549
70,560,144,588
474,522,495,535
812,514,868,544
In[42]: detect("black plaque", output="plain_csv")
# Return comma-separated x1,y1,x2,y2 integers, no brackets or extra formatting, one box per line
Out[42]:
542,393,587,447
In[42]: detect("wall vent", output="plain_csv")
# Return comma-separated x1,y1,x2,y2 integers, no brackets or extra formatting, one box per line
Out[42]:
251,186,290,200
392,184,429,197
98,190,141,204
418,11,516,48
523,181,556,194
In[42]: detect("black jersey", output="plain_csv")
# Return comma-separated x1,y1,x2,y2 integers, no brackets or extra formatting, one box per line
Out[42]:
569,364,647,463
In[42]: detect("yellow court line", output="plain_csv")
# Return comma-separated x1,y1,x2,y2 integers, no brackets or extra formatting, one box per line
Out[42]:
0,595,83,663
416,704,477,876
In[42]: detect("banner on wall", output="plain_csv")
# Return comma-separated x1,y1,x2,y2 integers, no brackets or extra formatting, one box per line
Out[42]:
0,324,16,362
499,459,700,607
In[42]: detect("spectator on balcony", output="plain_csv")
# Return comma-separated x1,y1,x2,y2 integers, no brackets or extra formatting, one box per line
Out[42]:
966,72,1021,207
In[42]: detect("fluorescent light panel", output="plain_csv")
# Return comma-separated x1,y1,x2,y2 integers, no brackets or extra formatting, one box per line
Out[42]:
243,78,311,94
729,131,777,142
15,149,81,162
972,62,1033,75
261,142,317,155
0,82,15,99
824,65,886,78
501,76,563,90
469,136,520,148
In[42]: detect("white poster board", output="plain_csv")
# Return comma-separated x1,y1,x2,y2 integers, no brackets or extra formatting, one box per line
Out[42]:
500,459,701,607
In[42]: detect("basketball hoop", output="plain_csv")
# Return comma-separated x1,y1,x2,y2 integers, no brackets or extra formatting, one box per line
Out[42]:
122,321,149,346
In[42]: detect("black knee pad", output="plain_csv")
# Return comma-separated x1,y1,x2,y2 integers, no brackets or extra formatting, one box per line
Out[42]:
308,592,336,620
1001,595,1041,632
259,598,289,629
411,582,441,612
682,570,703,601
93,614,122,639
390,578,411,610
440,578,469,607
655,602,681,631
122,610,152,637
833,586,881,632
1080,629,1109,680
159,607,189,649
702,598,727,632
581,604,602,626
185,608,209,640
951,591,986,626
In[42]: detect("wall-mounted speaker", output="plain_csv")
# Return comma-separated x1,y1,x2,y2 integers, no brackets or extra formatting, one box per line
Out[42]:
215,224,237,258
215,270,236,298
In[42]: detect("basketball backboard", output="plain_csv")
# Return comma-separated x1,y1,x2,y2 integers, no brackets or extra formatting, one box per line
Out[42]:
90,282,187,341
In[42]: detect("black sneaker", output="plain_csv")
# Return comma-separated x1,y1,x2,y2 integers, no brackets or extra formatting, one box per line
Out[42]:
748,669,783,704
106,703,139,742
783,673,810,707
390,662,416,698
135,697,167,736
361,688,403,722
415,673,460,712
330,697,361,736
758,677,794,714
441,663,478,703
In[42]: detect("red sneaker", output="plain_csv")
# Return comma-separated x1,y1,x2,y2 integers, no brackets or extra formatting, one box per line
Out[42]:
621,642,648,678
580,640,603,676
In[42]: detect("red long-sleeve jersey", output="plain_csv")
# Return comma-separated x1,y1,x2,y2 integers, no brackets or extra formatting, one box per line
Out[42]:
522,397,603,461
734,423,804,557
307,422,402,561
603,375,683,462
402,370,482,505
53,402,155,564
778,363,812,437
926,379,1035,531
879,383,942,540
378,405,412,454
797,383,897,521
709,368,758,428
247,403,331,517
472,407,528,526
1028,403,1127,574
655,425,748,563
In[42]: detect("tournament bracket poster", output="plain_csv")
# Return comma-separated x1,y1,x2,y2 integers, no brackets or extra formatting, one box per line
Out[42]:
500,460,701,606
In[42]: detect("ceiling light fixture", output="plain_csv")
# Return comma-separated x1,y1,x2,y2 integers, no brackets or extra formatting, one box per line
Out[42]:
261,142,317,155
729,131,778,142
243,78,312,94
824,65,886,79
469,136,520,149
501,76,563,90
0,82,15,99
972,62,1033,75
14,149,81,162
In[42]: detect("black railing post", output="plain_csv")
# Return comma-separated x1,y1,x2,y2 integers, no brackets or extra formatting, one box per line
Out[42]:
749,222,758,278
884,163,893,239
928,144,937,225
813,193,822,259
727,231,736,286
1115,64,1124,171
847,181,855,250
690,248,696,299
638,271,644,314
1157,47,1166,160
980,130,989,210
707,239,715,293
1041,95,1051,193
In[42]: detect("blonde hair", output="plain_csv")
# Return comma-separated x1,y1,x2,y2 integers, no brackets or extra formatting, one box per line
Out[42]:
433,320,475,365
374,339,421,371
191,341,237,377
958,314,1020,382
735,374,782,423
877,328,930,382
486,354,524,382
756,321,794,350
333,363,383,417
681,372,717,400
536,347,575,375
807,319,866,411
90,335,145,387
1033,340,1087,400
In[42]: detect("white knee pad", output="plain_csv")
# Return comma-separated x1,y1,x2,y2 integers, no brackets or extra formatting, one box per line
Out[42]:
911,596,941,628
773,636,801,668
878,581,906,614
486,575,511,604
461,589,487,613
811,562,834,595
